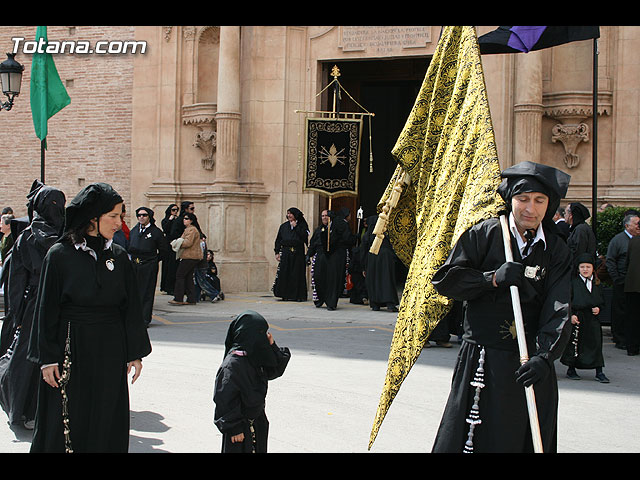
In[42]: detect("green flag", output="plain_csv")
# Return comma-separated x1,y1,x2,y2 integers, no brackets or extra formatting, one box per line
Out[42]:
30,26,71,144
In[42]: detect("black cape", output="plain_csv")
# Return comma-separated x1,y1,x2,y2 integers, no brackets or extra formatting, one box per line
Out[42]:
27,239,152,452
431,217,571,453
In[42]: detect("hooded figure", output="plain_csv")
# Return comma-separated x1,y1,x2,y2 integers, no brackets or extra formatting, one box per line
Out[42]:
128,206,169,326
0,182,65,428
565,201,597,269
213,311,290,453
0,216,29,354
27,182,151,453
431,161,572,453
272,207,309,302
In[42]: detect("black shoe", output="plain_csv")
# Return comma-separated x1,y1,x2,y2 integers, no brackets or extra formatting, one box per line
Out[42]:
371,305,380,311
327,306,336,311
566,369,581,380
595,372,610,383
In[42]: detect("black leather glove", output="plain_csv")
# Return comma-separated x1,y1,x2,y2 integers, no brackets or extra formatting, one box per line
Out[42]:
494,261,525,288
515,355,550,387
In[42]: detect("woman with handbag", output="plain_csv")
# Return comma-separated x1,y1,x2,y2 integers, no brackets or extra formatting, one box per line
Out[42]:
169,212,202,305
27,182,152,453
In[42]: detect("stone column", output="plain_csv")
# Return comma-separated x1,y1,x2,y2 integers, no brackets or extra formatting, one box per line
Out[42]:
214,26,241,186
513,50,543,165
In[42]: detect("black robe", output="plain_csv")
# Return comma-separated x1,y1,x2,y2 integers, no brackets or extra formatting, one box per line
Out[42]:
431,217,571,453
272,221,308,301
27,239,152,452
361,216,399,310
160,207,179,294
307,219,351,309
561,276,605,369
213,343,290,453
128,222,168,326
0,219,60,425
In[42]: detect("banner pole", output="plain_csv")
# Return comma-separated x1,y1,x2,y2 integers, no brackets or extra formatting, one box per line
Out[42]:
499,214,544,453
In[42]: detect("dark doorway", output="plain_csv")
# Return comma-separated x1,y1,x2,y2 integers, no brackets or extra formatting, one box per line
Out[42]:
318,58,430,233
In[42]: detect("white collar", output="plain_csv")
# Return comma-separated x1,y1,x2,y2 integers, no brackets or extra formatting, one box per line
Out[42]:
509,212,546,257
74,237,113,261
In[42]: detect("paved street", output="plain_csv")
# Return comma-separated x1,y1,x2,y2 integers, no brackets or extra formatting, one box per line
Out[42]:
1,290,639,453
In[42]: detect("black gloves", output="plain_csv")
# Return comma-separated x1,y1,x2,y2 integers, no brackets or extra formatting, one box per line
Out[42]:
494,261,525,288
515,355,550,387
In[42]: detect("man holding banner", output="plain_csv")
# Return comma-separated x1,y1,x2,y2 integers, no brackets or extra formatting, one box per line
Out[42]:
431,161,572,453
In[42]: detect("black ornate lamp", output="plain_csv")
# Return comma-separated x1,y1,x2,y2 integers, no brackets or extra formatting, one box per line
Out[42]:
0,53,24,111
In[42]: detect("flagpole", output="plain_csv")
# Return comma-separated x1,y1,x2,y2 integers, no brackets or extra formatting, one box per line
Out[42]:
499,214,544,453
41,139,45,183
592,38,599,240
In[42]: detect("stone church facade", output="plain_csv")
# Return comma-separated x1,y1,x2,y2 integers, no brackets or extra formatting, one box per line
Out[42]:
0,26,637,292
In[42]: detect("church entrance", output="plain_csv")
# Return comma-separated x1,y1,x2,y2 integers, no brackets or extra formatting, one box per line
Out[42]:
317,57,430,287
318,57,430,234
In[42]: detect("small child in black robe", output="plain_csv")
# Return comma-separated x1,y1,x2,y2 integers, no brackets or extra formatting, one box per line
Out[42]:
213,310,290,453
561,253,610,383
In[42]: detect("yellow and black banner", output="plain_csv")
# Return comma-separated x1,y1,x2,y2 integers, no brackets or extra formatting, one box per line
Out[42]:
368,26,506,449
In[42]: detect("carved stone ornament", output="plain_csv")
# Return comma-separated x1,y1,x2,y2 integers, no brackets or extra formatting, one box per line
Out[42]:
551,123,589,169
182,103,218,170
194,128,217,170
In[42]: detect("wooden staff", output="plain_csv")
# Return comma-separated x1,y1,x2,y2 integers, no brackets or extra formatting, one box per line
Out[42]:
498,214,544,453
369,169,411,254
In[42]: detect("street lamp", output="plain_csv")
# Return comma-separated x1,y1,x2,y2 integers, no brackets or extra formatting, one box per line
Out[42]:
0,53,24,111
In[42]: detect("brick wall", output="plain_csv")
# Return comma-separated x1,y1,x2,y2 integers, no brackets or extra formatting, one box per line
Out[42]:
0,26,135,221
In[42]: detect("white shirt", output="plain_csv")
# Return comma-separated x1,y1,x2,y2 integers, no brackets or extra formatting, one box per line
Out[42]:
509,212,546,258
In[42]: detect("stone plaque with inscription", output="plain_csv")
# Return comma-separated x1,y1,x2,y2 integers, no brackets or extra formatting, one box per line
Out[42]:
339,26,432,56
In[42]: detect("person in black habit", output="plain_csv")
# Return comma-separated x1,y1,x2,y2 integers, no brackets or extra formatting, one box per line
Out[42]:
128,206,169,327
307,209,352,310
272,207,309,302
0,181,65,430
560,253,609,382
27,182,152,453
565,201,596,269
361,214,399,312
160,203,180,295
430,161,572,453
213,310,290,453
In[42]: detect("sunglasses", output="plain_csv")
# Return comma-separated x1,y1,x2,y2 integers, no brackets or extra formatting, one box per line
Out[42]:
137,213,149,217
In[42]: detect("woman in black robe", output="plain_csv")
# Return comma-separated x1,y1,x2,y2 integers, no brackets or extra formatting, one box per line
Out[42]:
27,182,152,453
0,182,65,429
213,310,290,453
272,207,309,302
160,203,179,295
561,253,609,382
361,214,399,312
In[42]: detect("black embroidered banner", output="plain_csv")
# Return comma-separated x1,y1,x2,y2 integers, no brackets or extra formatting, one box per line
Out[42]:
303,117,362,197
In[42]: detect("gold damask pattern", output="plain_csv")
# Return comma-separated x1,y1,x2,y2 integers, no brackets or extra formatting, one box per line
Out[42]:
369,26,506,449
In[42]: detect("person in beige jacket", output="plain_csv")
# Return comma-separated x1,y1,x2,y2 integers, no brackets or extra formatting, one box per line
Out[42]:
169,212,203,305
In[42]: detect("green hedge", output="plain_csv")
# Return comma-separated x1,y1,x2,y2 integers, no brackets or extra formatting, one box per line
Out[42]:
595,206,640,255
